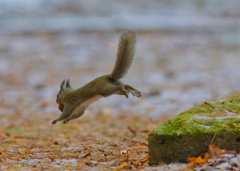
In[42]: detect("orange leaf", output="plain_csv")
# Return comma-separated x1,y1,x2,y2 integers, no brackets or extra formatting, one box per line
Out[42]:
188,157,197,162
48,156,55,161
203,153,209,161
137,142,148,147
23,148,31,153
195,156,206,164
83,147,91,150
42,149,50,152
204,102,213,106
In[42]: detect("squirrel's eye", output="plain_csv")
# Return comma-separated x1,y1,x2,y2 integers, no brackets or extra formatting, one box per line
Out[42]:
57,95,59,98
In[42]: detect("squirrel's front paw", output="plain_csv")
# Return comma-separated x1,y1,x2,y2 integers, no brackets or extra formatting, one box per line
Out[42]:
52,120,57,125
63,118,71,124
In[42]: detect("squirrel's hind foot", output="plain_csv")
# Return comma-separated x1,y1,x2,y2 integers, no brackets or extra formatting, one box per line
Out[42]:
131,90,141,98
63,118,71,124
124,85,141,98
124,90,129,98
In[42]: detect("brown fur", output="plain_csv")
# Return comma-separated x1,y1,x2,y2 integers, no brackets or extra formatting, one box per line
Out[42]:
52,31,141,125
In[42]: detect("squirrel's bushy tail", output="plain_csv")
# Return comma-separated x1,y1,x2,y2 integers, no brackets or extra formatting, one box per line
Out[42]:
110,31,136,82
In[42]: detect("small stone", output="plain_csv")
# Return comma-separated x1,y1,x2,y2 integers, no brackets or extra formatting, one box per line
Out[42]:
120,150,127,154
229,157,238,166
215,162,231,170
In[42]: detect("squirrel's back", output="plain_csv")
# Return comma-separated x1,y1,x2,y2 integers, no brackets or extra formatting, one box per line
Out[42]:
109,31,136,82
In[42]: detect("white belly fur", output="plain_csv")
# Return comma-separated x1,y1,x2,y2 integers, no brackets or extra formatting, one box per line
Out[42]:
71,95,102,118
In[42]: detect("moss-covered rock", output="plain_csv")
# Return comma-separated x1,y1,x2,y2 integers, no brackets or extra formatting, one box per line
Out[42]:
148,92,240,165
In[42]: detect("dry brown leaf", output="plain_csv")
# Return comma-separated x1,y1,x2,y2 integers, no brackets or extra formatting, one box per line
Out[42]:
204,101,213,106
207,143,221,156
109,142,117,147
83,152,91,158
221,149,237,155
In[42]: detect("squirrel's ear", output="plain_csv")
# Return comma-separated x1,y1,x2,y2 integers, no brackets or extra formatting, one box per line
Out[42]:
66,79,72,89
60,79,66,91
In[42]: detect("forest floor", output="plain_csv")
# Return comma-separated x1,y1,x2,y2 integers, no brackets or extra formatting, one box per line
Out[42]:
0,102,168,170
1,30,240,170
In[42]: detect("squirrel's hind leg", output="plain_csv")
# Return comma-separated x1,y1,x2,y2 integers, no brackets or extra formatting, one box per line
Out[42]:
52,117,63,125
97,85,129,98
63,118,71,124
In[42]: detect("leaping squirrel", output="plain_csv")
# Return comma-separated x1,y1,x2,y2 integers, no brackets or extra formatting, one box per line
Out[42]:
52,31,141,125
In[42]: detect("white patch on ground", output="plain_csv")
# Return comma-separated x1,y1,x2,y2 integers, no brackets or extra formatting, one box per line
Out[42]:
198,125,211,129
191,115,240,121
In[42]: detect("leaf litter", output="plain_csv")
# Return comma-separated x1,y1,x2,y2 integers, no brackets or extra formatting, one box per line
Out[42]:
0,101,163,170
1,100,240,170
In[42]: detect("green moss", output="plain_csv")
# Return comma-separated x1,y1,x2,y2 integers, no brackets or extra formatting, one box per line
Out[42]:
148,92,240,164
150,93,240,136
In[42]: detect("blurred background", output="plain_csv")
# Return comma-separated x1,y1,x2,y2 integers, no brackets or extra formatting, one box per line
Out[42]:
1,0,240,121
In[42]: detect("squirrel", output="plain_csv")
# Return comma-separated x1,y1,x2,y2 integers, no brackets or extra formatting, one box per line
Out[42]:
52,31,141,125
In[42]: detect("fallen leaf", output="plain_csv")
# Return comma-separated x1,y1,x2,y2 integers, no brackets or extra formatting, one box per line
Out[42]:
0,153,6,158
42,149,51,152
203,153,209,160
188,157,197,162
83,152,91,158
204,102,213,107
109,142,117,147
48,156,55,161
119,162,127,170
23,148,31,154
195,156,206,164
208,143,221,156
83,147,91,150
137,142,148,147
85,161,98,166
221,149,237,155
